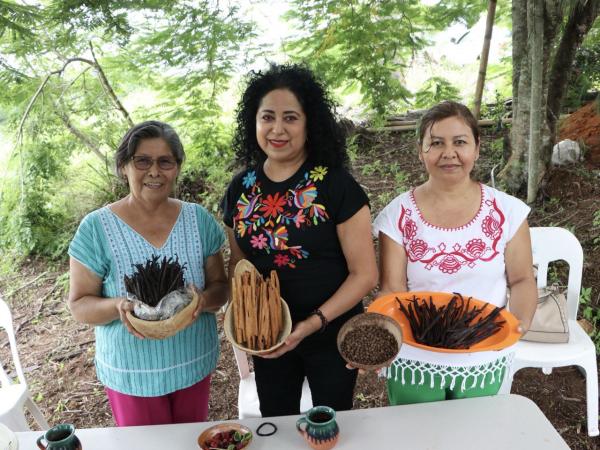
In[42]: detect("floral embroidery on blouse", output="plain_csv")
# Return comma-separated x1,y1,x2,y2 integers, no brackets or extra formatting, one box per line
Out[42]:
242,171,257,188
309,166,328,181
397,198,505,274
234,166,330,269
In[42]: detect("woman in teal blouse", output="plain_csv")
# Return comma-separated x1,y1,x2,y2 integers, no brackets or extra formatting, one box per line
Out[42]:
68,121,227,426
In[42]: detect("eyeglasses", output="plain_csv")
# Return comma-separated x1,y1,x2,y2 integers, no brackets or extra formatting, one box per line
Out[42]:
130,155,178,170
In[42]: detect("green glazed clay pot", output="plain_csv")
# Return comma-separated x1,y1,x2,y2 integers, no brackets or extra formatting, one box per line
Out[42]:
36,424,82,450
296,406,339,450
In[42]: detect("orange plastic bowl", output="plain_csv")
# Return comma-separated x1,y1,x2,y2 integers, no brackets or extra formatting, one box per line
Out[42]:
367,291,521,353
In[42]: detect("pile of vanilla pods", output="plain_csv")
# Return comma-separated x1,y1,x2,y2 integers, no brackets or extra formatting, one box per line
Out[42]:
397,293,505,349
124,255,187,307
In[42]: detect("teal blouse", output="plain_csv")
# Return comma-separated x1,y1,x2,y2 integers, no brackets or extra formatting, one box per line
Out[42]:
68,201,224,397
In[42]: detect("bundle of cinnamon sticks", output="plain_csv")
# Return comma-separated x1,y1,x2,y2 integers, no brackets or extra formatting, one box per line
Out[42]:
231,269,282,350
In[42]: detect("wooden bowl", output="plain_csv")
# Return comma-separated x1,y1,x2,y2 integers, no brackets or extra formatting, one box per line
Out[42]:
224,296,292,356
337,312,403,370
224,259,292,355
368,291,522,353
126,290,199,340
197,423,252,450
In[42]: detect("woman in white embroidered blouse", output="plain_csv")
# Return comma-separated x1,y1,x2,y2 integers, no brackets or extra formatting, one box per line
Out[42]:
372,101,537,405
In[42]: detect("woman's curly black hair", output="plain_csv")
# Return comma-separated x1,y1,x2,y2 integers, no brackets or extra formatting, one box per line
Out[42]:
232,63,349,169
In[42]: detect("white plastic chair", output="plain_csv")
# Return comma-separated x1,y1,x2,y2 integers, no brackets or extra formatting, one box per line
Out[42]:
232,346,313,419
500,227,599,437
0,297,50,431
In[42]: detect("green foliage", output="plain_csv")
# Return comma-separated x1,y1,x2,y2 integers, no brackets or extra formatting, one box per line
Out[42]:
0,0,41,38
361,159,384,177
592,209,600,246
346,134,360,164
284,0,487,118
359,159,409,213
480,91,508,122
0,120,77,258
564,41,600,109
414,76,461,109
0,0,254,263
579,286,600,351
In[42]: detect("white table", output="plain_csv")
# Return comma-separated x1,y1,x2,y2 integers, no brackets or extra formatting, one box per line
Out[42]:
18,394,569,449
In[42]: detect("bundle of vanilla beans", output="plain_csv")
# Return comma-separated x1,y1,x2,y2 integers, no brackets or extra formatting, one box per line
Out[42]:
397,293,505,349
231,269,282,351
124,255,187,307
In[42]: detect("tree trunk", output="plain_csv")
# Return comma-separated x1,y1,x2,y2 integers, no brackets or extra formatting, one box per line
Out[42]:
473,0,497,120
544,0,600,164
500,0,600,194
500,0,528,193
527,0,544,203
89,43,134,128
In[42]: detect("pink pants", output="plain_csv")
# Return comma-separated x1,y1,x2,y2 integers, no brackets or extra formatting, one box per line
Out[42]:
105,375,211,426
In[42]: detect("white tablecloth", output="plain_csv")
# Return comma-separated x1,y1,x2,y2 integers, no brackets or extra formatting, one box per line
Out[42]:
17,394,569,449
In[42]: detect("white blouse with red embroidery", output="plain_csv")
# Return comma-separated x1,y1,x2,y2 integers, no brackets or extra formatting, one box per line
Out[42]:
373,183,530,370
374,183,530,307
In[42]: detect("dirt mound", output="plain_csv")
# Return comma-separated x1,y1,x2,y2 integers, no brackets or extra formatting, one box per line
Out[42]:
559,101,600,168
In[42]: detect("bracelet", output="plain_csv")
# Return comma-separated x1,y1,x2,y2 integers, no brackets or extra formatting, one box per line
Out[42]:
310,309,328,332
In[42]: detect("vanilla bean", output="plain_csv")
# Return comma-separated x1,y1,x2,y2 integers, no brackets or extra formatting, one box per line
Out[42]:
124,255,188,307
396,294,505,349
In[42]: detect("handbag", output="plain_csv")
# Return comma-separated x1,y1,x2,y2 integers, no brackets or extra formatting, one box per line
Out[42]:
521,286,569,343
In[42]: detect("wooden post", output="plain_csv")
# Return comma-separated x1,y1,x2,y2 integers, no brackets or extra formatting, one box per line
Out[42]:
527,0,544,204
473,0,497,120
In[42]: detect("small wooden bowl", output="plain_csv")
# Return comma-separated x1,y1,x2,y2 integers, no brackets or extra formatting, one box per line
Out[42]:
224,259,292,355
337,312,403,370
126,290,199,340
197,423,252,450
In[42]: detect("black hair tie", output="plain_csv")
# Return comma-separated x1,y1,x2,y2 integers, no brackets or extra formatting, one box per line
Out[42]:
256,422,277,436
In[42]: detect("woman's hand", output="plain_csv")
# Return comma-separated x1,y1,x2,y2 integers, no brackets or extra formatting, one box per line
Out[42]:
197,252,228,313
192,289,206,320
505,220,537,337
188,285,207,320
344,363,371,374
517,318,531,335
259,317,320,359
116,298,145,339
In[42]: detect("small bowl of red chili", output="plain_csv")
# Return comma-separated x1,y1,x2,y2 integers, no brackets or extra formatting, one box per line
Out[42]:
197,423,252,450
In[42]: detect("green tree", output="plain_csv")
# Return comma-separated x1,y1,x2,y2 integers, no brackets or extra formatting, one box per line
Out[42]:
414,76,461,109
284,0,490,117
500,0,600,196
0,1,255,260
0,0,40,37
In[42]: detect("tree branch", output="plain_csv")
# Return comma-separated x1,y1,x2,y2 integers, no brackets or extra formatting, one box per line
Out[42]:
15,57,98,147
0,56,31,79
12,50,132,166
473,0,497,120
89,42,134,127
55,107,107,163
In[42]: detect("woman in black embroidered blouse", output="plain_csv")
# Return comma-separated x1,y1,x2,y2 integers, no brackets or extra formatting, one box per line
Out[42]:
222,64,378,417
